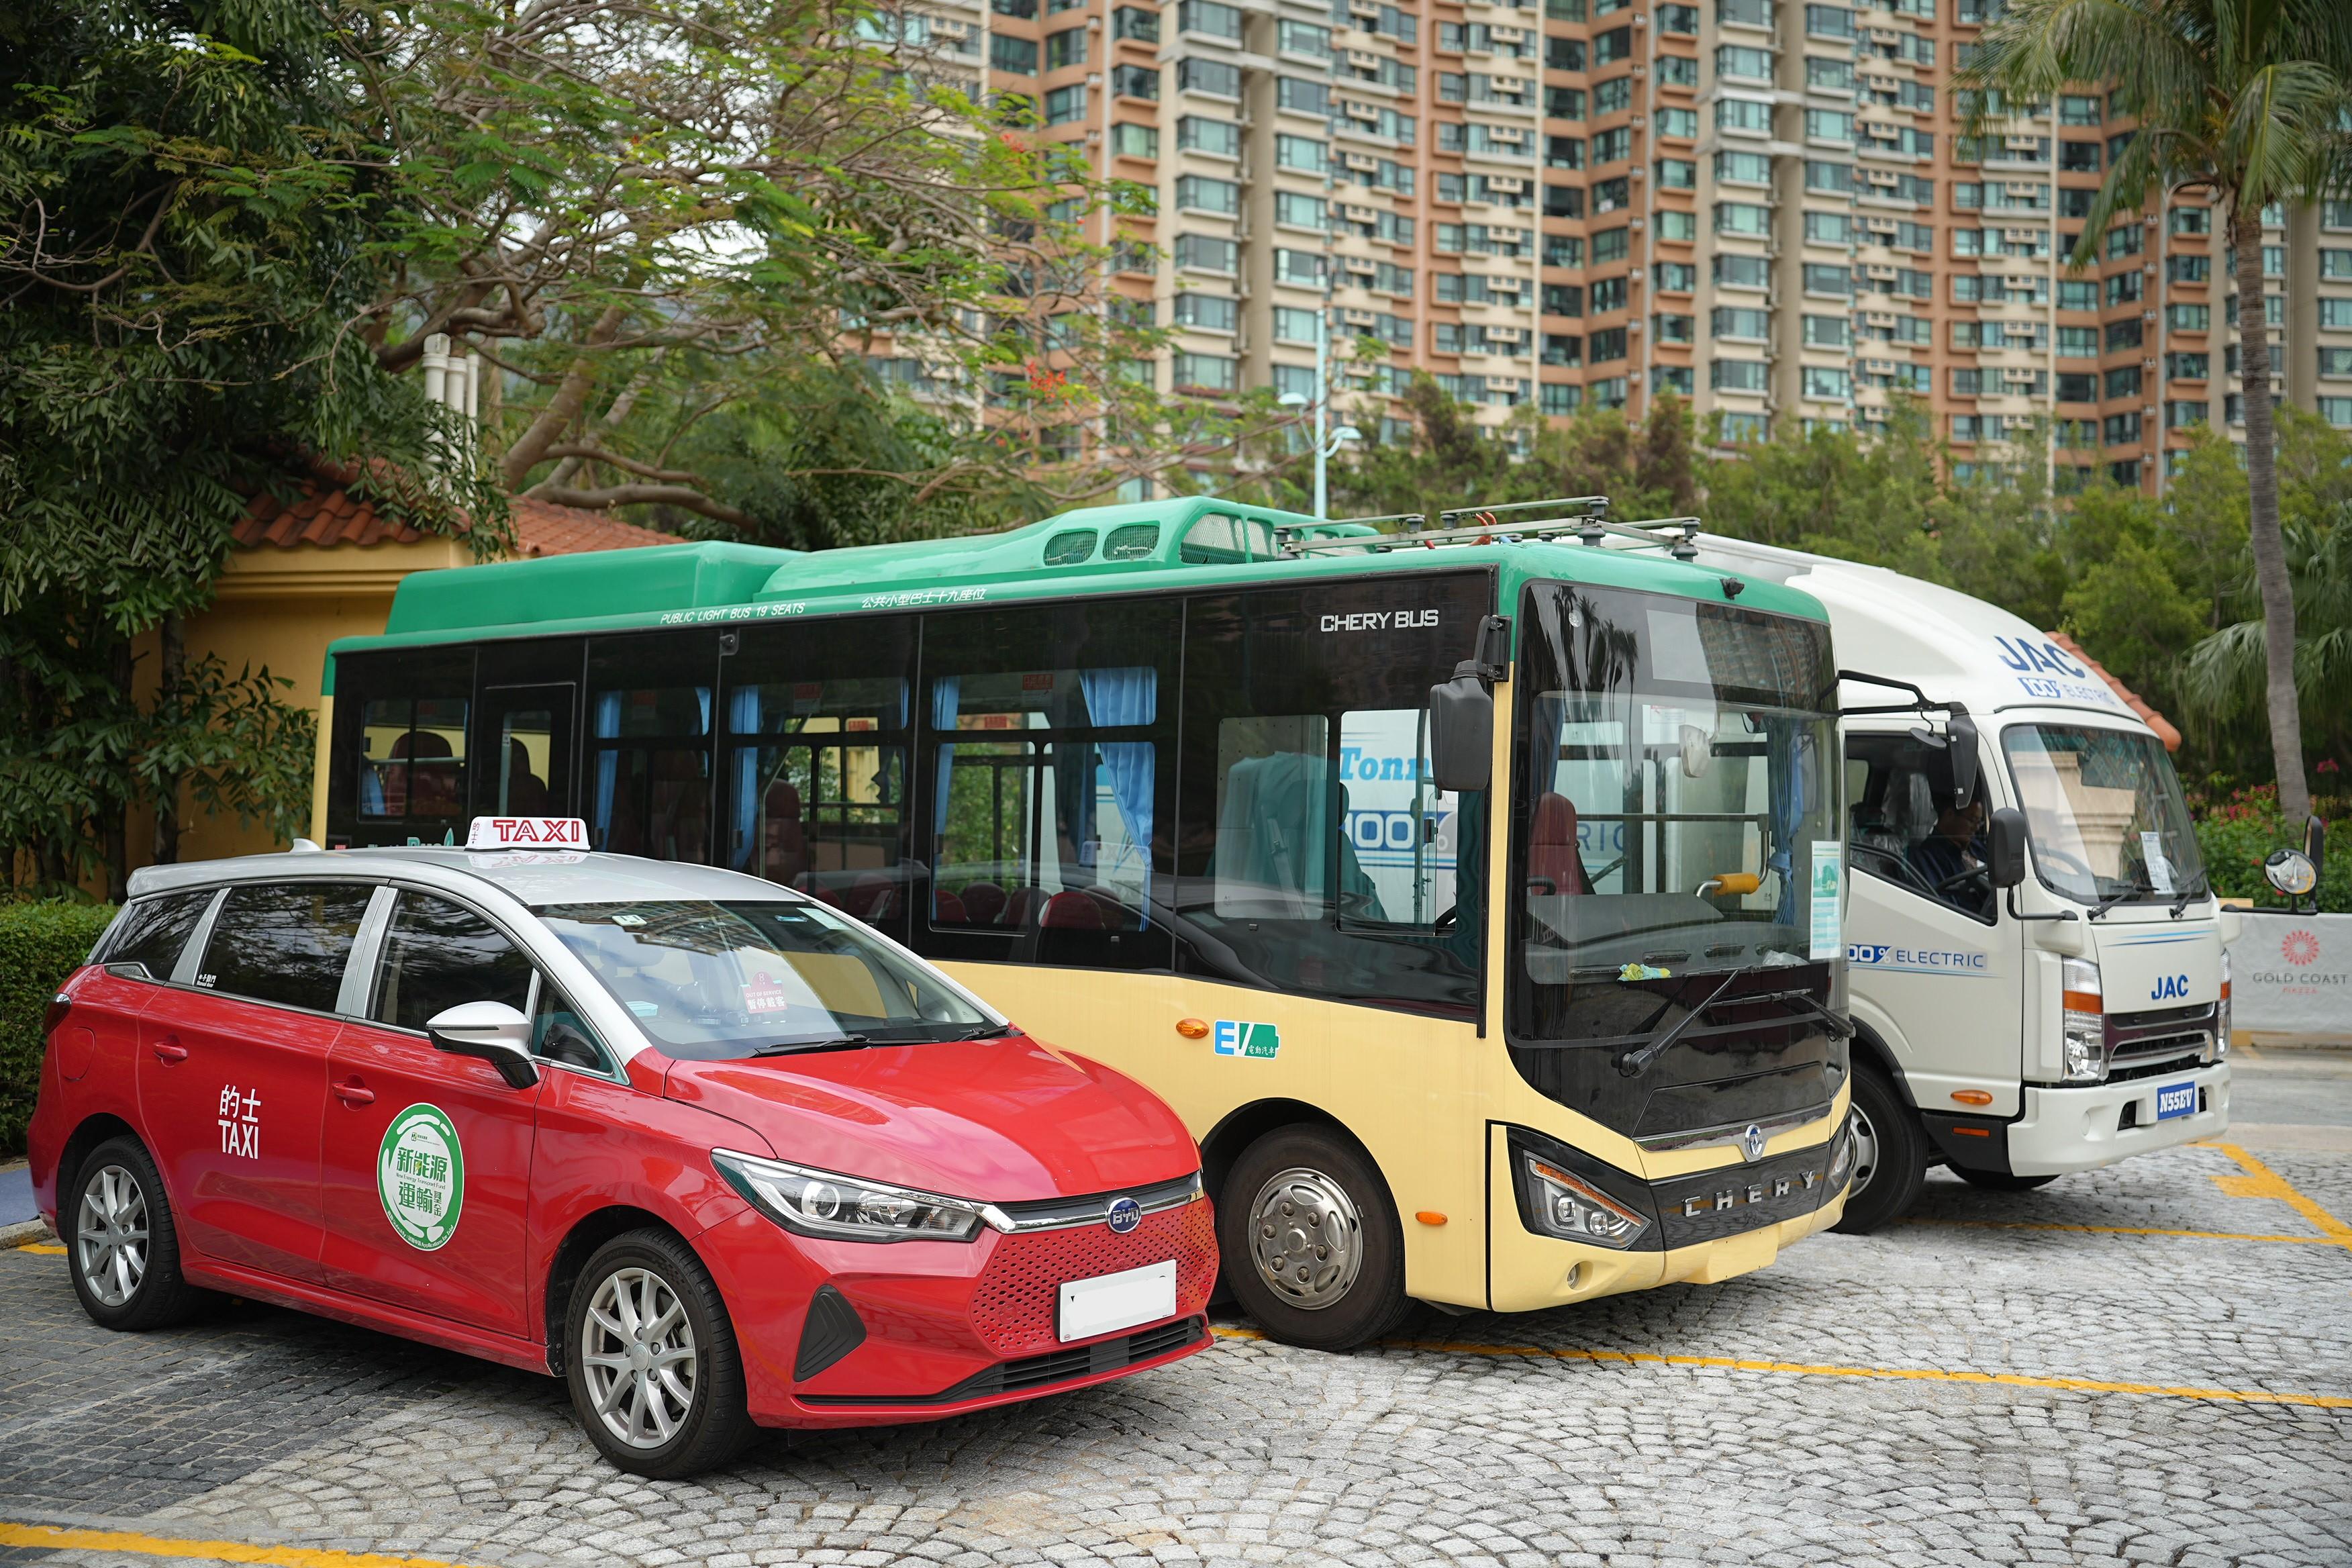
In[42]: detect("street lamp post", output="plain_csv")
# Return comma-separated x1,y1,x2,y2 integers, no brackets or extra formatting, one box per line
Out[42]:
1278,306,1362,522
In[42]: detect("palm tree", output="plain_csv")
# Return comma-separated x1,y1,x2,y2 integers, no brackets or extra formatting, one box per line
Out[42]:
1958,0,2352,822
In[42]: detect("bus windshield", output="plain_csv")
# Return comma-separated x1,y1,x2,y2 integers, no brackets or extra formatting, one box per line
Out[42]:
1510,583,1840,1003
2002,724,2205,907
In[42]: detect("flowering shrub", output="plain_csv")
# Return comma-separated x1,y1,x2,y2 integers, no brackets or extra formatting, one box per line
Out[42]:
2192,783,2349,914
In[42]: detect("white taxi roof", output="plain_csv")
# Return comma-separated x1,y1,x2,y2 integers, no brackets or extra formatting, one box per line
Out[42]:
126,846,793,908
1679,535,2155,735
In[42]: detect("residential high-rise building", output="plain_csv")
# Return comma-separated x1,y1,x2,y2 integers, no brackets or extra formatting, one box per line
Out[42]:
890,0,2352,499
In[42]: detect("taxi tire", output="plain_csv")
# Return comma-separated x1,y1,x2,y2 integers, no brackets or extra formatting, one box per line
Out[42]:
1219,1126,1410,1353
564,1229,754,1479
1953,1168,2061,1192
68,1136,213,1332
1830,1065,1926,1236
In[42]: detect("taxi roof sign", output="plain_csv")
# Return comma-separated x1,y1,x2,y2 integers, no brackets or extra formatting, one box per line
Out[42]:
466,816,589,850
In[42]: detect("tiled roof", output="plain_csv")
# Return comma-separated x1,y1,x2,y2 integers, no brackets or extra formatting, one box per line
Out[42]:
2045,630,2182,752
232,485,685,557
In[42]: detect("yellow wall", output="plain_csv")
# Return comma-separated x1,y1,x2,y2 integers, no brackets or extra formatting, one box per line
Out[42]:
128,537,473,871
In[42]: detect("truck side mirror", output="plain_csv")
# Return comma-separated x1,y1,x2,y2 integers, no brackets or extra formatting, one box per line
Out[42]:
426,1000,540,1089
1428,675,1493,793
1945,709,1979,810
1987,807,2028,890
2306,814,2326,875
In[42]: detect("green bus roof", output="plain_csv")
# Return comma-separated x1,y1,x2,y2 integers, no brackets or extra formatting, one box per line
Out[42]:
324,495,1827,693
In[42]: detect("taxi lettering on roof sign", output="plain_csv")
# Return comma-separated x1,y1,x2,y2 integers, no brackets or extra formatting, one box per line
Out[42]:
26,844,1214,1479
464,816,588,850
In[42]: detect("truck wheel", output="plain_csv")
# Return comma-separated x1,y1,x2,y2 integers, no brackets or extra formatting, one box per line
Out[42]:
565,1228,754,1478
1953,1169,2060,1193
1830,1067,1926,1236
1219,1125,1410,1352
68,1136,213,1331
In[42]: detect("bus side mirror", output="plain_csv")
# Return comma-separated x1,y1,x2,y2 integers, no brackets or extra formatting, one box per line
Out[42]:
1428,674,1493,793
1987,807,2028,890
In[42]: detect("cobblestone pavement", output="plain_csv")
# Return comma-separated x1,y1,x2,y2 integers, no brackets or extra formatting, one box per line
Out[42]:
3,1089,2348,1568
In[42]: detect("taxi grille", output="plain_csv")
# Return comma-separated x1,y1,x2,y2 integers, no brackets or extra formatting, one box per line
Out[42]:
969,1197,1218,1357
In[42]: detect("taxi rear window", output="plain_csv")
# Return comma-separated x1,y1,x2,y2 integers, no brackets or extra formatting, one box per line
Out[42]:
533,899,989,1059
95,890,213,980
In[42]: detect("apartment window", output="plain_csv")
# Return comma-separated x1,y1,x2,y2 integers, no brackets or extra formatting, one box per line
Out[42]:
1715,253,1769,289
1548,136,1587,170
1113,64,1161,99
1654,261,1697,292
1659,3,1699,31
1713,359,1769,392
2319,399,2352,429
2055,327,2098,358
1657,108,1698,140
1656,210,1696,242
1275,193,1326,230
1657,55,1698,88
1543,283,1585,317
1272,249,1321,287
1277,77,1330,116
2318,348,2352,379
1542,34,1584,68
1805,160,1853,195
1173,234,1237,273
1716,45,1771,80
2104,365,2143,400
1176,0,1242,38
1540,383,1584,417
2059,141,2100,173
1175,175,1238,215
1951,367,1983,397
2319,250,2352,280
1802,264,1851,295
991,35,1038,74
1804,3,1855,38
2166,352,2210,381
2059,187,2094,219
1596,27,1633,64
1547,87,1587,120
1044,28,1087,68
1805,109,1855,144
1593,128,1632,163
2171,207,2212,236
1173,293,1239,332
1545,236,1585,268
2058,279,2098,311
1545,185,1585,219
1541,333,1583,367
1716,99,1771,135
2107,319,2143,350
1113,5,1159,41
2167,255,2209,285
1179,58,1241,97
1951,415,1985,442
1806,56,1854,93
2322,299,2352,329
1593,177,1629,213
1590,327,1628,362
2167,303,2210,332
1716,150,1771,186
1804,211,1853,246
1714,202,1769,237
1591,277,1629,313
1656,158,1697,189
2056,373,2095,403
2166,401,2208,429
1177,115,1238,155
2104,411,2143,445
1802,314,1849,348
1044,85,1088,124
1170,352,1238,393
2106,226,2142,259
1277,18,1330,56
1655,365,1696,395
2059,93,2100,126
1713,306,1769,340
2105,271,2142,305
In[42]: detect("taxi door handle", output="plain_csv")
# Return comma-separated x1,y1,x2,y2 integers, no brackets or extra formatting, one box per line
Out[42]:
151,1038,188,1065
332,1078,375,1107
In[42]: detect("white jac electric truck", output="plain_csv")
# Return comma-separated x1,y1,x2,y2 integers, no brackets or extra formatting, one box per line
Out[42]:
1679,537,2237,1231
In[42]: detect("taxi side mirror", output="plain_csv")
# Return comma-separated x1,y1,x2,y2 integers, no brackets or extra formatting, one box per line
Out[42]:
1987,807,2028,891
426,1001,539,1089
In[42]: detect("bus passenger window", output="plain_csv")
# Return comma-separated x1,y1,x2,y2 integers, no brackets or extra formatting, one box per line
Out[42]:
587,632,717,864
332,645,476,846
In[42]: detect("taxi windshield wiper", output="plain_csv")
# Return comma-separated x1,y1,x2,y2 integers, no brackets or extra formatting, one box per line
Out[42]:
749,1034,872,1057
940,1022,1015,1040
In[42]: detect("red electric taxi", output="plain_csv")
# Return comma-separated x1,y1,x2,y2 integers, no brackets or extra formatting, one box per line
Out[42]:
28,826,1216,1475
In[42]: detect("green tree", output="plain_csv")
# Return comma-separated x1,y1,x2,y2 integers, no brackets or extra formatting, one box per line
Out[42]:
0,0,489,894
1959,0,2352,822
1700,398,1942,579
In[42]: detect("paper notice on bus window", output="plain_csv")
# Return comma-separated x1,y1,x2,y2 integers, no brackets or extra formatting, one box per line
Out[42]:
1808,842,1843,961
2141,830,2175,895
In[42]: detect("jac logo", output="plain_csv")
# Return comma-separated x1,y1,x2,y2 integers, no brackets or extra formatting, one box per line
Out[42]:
1993,636,2088,679
2283,929,2321,967
2150,973,2190,1001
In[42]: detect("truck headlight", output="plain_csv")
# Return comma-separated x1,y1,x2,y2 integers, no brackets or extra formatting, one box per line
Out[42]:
2210,949,2231,1062
713,1149,986,1242
2061,957,2106,1084
1519,1151,1651,1249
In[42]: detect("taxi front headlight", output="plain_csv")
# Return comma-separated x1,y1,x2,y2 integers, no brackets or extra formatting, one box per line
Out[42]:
713,1149,986,1243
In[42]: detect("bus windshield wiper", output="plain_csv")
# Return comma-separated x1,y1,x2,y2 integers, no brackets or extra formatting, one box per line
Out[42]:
750,1034,873,1057
1616,965,1758,1078
2169,871,2210,919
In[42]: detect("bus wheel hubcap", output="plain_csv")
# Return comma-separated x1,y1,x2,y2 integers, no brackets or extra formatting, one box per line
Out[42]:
77,1164,149,1309
1849,1106,1881,1196
581,1267,697,1449
1248,1167,1363,1311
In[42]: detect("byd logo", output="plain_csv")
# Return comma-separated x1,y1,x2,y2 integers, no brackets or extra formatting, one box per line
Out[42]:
2149,973,2190,1001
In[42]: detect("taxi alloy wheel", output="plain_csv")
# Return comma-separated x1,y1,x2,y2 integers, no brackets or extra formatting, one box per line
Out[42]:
66,1136,208,1332
1217,1125,1410,1353
565,1229,753,1478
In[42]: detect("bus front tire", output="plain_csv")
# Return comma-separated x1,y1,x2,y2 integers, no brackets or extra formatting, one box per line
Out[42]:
1830,1067,1926,1236
1218,1126,1410,1352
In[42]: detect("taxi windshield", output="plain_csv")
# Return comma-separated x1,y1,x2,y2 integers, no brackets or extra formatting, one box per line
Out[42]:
534,899,994,1059
2002,725,2206,906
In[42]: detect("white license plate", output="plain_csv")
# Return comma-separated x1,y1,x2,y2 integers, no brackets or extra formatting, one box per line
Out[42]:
2155,1080,2198,1121
1057,1259,1177,1343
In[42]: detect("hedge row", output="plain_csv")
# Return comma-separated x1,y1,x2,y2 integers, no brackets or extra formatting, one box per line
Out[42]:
0,903,115,1156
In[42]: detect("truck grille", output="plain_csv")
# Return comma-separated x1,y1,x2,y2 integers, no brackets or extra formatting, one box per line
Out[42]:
2106,1003,2214,1081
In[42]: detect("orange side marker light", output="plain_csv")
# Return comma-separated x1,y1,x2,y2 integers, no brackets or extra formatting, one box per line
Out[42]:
1951,1089,1994,1106
1416,1211,1448,1226
1175,1018,1210,1039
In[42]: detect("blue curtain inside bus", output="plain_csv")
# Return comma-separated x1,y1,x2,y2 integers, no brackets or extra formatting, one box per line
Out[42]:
1767,719,1812,924
929,677,959,915
729,686,761,869
1079,666,1157,926
592,692,622,844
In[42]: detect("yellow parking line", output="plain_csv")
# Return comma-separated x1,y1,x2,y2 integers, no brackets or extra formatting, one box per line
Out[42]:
0,1522,492,1568
1904,1216,2333,1244
2198,1141,2352,1252
1208,1326,2352,1410
15,1242,66,1255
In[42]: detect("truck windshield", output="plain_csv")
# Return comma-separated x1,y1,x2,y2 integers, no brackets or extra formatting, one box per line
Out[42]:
1510,583,1840,1013
534,899,995,1059
2002,725,2205,907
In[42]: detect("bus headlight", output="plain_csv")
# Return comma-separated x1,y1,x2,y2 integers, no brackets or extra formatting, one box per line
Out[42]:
1826,1114,1856,1192
2061,957,2106,1084
1519,1152,1651,1249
